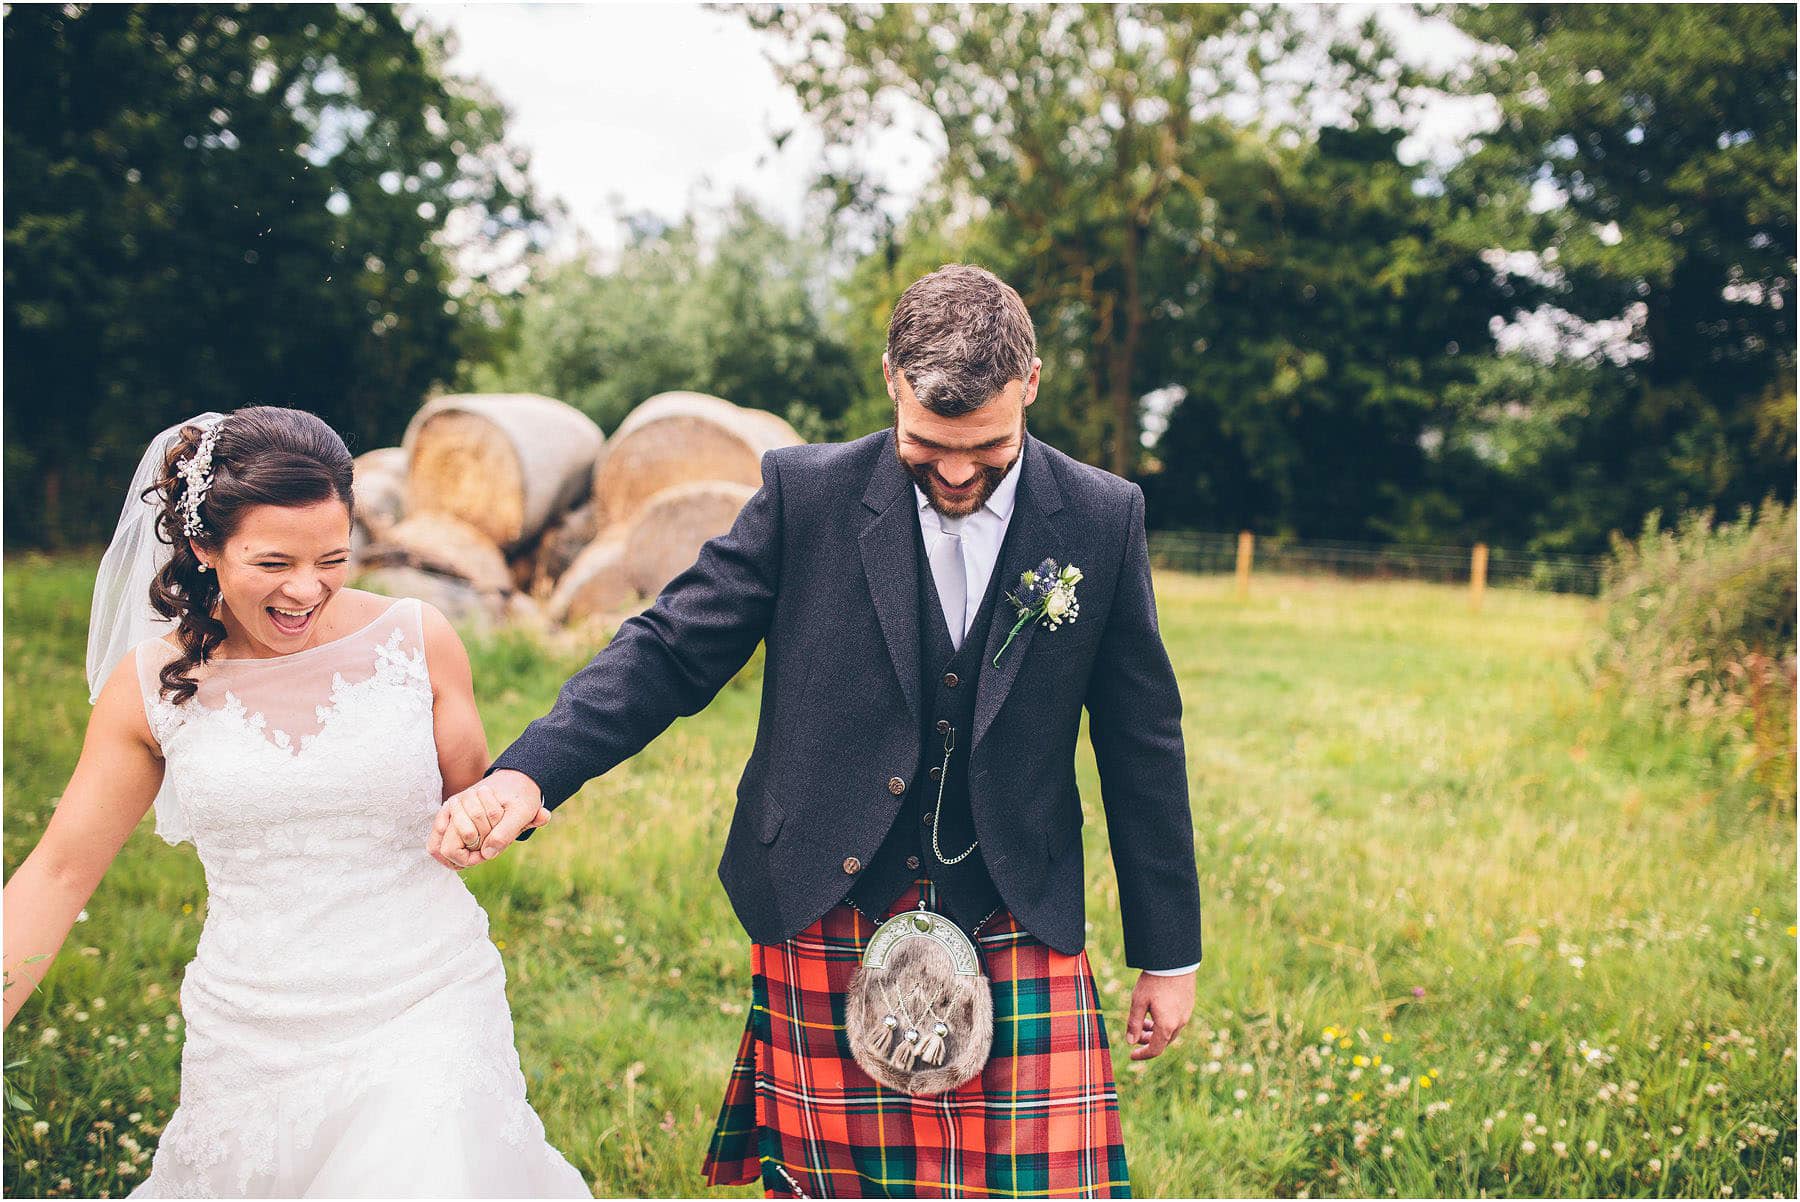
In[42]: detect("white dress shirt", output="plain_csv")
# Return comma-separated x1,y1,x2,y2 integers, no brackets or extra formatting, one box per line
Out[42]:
912,441,1198,978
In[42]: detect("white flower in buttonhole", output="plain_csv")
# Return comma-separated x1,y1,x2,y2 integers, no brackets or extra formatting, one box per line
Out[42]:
994,558,1082,665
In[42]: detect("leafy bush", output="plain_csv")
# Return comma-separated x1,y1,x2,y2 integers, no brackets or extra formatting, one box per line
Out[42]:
1587,499,1796,809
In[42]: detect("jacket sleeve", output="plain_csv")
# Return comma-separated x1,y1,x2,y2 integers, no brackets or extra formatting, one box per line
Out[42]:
495,450,785,837
1083,483,1203,970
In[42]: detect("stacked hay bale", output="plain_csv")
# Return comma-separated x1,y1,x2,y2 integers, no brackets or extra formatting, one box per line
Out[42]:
550,392,801,623
352,390,803,630
356,394,605,628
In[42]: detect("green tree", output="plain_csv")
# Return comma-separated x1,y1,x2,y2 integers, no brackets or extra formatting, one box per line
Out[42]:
4,3,541,546
1444,3,1797,540
466,200,858,437
1144,117,1508,541
744,2,1266,476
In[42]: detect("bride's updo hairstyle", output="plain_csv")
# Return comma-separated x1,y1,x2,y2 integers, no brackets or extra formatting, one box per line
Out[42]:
146,406,355,704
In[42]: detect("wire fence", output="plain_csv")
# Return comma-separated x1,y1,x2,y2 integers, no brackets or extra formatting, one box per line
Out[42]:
1148,530,1608,596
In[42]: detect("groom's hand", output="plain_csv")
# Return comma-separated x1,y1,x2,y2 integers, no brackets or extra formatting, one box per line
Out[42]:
1124,969,1195,1061
431,770,549,870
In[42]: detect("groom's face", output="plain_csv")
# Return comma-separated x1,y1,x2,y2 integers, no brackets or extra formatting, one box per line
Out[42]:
886,355,1040,518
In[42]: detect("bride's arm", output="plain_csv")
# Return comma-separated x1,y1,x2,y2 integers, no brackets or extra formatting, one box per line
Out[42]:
3,655,163,1028
420,602,489,799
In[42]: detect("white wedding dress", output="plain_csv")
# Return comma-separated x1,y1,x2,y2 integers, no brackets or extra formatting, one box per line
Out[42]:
126,597,590,1198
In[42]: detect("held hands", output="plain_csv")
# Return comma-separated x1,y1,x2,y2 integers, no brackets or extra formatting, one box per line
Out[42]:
430,770,550,870
1123,968,1195,1061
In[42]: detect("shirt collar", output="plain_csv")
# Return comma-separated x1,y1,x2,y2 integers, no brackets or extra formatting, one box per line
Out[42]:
912,439,1025,524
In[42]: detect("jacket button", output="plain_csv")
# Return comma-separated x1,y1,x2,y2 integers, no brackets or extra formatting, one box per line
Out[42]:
842,856,862,875
888,776,906,795
935,718,951,734
944,672,959,688
929,766,942,781
905,855,921,870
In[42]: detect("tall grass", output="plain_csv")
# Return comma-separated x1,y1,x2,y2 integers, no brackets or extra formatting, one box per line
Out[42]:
3,555,1794,1198
1587,499,1797,812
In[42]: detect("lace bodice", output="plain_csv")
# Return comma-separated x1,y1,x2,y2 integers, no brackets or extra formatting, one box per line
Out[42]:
132,598,482,1039
136,597,440,847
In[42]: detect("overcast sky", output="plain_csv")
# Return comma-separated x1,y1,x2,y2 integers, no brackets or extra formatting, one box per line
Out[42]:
417,2,1494,257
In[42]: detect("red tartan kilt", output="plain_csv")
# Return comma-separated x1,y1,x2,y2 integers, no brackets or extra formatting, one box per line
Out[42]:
703,883,1131,1198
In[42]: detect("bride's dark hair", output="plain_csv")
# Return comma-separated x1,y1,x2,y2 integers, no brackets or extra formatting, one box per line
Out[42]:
146,406,356,704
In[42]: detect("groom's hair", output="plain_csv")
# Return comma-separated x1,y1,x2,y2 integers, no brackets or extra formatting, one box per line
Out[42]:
886,264,1036,417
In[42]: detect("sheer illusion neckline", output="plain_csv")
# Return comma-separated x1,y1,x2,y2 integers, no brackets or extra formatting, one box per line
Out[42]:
196,597,409,668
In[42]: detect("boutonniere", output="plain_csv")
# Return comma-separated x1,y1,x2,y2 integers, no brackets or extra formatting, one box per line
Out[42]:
993,557,1082,667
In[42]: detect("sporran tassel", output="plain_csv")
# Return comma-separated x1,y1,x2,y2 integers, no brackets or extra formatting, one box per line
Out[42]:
889,1033,921,1071
917,1025,947,1067
865,1015,899,1060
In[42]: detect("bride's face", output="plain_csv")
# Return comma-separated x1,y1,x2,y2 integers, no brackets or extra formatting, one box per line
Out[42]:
193,499,354,657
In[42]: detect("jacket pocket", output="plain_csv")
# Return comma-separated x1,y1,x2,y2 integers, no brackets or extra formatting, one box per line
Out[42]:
758,795,787,844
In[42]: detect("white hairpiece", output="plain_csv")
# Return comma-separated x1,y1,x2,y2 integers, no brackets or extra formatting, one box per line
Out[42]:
175,418,224,538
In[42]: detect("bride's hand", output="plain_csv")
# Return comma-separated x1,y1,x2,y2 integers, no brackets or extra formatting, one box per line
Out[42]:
430,771,549,870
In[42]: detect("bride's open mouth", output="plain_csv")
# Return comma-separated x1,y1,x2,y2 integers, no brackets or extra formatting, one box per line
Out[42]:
266,603,319,636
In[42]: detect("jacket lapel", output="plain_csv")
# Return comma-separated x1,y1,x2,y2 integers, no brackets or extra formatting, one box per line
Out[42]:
859,438,922,726
973,434,1067,752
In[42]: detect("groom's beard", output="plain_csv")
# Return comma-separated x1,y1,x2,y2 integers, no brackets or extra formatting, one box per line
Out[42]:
894,415,1024,518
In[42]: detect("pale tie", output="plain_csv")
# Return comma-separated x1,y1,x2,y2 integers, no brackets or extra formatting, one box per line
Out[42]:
927,523,967,650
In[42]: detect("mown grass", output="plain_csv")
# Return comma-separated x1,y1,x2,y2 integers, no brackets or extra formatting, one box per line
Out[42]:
3,552,1794,1198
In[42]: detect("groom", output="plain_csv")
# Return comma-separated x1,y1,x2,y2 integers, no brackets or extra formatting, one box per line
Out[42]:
438,264,1201,1197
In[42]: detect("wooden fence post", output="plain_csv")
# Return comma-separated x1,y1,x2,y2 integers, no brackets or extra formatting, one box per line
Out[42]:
1470,542,1488,612
1236,531,1254,598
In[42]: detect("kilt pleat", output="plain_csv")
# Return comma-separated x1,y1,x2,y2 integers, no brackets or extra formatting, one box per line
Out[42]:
702,882,1130,1198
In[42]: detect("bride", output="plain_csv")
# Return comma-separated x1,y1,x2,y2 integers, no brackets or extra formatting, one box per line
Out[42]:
2,407,591,1197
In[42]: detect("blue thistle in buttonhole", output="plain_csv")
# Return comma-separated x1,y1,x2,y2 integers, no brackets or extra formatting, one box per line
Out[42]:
993,557,1083,666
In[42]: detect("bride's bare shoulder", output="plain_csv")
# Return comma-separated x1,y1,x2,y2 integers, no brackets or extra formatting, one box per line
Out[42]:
331,587,405,627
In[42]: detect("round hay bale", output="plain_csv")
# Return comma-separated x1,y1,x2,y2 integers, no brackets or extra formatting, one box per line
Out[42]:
364,512,513,596
403,393,605,551
621,480,758,598
357,566,503,629
354,446,407,477
352,447,408,541
549,535,634,624
591,392,800,533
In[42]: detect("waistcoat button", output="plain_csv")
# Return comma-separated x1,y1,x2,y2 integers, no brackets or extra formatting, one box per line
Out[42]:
905,855,921,870
935,718,951,734
929,766,942,781
943,672,959,688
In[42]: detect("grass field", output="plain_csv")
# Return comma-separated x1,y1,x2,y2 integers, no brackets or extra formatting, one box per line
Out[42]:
3,552,1794,1198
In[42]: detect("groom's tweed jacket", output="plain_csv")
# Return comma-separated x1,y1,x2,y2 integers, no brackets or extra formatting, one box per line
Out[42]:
494,429,1202,970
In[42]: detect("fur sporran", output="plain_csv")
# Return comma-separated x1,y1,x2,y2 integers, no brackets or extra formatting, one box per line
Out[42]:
845,909,993,1096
